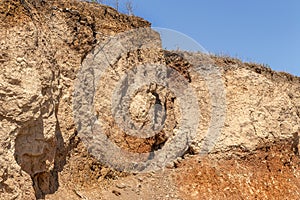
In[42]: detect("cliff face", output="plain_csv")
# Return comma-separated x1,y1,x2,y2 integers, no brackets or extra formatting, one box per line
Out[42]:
0,0,150,199
0,1,299,199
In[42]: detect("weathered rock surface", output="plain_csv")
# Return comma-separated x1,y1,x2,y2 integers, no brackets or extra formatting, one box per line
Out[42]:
0,0,299,199
0,0,150,199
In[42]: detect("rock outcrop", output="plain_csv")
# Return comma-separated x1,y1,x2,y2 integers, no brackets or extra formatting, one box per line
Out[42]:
0,0,299,199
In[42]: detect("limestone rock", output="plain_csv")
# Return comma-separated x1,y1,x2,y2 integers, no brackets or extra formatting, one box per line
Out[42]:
0,0,299,199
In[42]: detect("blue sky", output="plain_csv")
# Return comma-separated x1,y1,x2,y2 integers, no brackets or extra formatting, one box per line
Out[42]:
116,0,300,76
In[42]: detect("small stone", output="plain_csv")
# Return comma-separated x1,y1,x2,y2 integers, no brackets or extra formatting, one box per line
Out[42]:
116,183,126,189
20,61,27,66
16,57,25,63
137,177,143,182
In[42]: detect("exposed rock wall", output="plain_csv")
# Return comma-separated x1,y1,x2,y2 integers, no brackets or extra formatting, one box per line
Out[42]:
209,56,300,154
0,0,299,199
0,0,150,199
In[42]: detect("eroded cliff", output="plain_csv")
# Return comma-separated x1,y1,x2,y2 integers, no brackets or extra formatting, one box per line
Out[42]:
0,0,299,199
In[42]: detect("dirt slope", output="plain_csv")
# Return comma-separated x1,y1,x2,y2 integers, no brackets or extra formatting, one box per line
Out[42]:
0,0,299,199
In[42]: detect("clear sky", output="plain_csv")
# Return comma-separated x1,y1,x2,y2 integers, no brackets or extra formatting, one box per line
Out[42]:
117,0,299,76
